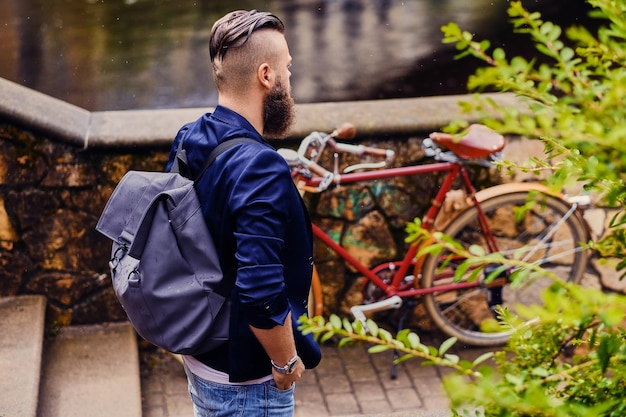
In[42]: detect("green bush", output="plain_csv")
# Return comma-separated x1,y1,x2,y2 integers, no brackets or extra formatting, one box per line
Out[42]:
301,2,626,415
440,0,626,268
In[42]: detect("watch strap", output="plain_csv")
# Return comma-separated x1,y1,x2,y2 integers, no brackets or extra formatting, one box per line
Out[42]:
270,354,299,374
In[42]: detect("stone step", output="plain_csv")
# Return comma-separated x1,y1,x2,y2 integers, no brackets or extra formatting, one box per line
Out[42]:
37,321,142,417
0,295,47,417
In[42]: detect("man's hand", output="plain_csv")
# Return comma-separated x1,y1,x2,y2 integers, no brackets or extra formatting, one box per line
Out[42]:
250,312,304,390
272,357,305,390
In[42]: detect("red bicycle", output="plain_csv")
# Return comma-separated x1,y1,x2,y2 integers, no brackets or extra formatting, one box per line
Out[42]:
279,123,591,347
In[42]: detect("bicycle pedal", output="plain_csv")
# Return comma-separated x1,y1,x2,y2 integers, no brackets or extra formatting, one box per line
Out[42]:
350,295,403,317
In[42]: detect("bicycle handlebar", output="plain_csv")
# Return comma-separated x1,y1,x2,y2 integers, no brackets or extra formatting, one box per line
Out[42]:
327,140,396,171
285,123,397,191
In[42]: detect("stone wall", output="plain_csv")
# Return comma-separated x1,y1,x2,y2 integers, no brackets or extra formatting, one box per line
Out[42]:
0,122,170,326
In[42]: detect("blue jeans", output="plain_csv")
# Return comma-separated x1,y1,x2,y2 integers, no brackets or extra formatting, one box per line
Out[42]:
184,366,295,417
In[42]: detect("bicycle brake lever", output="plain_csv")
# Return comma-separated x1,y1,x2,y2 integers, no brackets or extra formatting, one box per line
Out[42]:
422,138,439,158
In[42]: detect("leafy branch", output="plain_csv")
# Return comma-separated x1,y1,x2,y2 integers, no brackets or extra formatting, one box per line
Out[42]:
300,314,493,378
405,216,572,290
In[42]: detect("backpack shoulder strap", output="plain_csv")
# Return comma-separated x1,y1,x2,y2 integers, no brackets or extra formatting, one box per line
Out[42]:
170,137,189,176
202,137,259,175
195,137,259,183
171,137,259,180
199,137,259,298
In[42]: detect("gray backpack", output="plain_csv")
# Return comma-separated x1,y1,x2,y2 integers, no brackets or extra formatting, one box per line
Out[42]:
96,137,256,355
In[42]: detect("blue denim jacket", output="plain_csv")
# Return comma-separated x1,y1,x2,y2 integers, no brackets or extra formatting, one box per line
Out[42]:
166,106,321,382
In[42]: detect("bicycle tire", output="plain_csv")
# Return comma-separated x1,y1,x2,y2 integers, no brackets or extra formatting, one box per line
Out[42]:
420,190,590,346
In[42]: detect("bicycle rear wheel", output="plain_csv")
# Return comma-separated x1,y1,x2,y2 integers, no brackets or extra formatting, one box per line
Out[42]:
420,190,590,346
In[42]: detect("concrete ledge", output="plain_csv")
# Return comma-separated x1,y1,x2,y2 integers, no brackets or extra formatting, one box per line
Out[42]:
0,78,90,147
0,295,47,417
0,76,522,150
289,94,520,139
88,108,207,148
38,322,141,417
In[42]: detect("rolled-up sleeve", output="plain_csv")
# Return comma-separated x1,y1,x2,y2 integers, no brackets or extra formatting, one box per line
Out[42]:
228,147,294,329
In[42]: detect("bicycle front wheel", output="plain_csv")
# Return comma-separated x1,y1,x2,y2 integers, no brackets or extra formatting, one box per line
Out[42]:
421,190,590,346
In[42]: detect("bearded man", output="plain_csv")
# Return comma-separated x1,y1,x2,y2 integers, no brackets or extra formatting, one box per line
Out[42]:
165,10,321,417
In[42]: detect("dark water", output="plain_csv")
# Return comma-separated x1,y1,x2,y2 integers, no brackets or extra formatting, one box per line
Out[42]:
0,0,594,111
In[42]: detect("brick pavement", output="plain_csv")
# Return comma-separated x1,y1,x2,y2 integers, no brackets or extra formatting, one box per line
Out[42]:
137,240,623,417
140,341,492,417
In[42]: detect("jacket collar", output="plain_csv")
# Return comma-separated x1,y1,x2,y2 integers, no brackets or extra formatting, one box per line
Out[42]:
209,105,263,143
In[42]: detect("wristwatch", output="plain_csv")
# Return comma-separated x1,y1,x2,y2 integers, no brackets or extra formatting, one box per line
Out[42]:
270,354,300,375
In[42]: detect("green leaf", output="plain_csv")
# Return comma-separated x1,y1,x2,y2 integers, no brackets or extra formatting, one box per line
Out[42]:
366,319,379,337
441,22,462,41
444,353,460,364
454,261,471,280
484,264,508,283
395,353,414,364
493,47,506,62
472,352,494,366
338,337,353,348
469,245,485,256
408,332,421,349
560,47,575,61
417,244,444,257
439,337,457,356
329,314,342,330
479,318,505,333
466,265,484,283
320,332,334,343
354,319,366,336
597,334,620,372
368,344,391,354
531,367,550,377
504,373,524,387
396,328,411,344
342,318,354,334
415,343,430,355
378,328,392,342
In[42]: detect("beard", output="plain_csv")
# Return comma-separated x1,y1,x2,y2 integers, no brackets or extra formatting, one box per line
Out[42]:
263,77,295,139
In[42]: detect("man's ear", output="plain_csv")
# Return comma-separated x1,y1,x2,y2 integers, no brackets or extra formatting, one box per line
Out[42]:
258,63,273,89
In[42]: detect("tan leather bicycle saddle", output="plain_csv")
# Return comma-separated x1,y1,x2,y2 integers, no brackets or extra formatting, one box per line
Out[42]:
429,124,505,159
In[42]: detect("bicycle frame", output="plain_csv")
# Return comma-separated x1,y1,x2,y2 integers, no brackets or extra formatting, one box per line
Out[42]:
294,124,592,350
298,159,501,299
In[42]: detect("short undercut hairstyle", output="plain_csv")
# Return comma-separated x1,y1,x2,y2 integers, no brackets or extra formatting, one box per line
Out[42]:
209,10,285,91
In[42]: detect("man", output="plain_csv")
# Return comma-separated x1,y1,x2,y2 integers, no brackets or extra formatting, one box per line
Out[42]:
165,10,321,417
